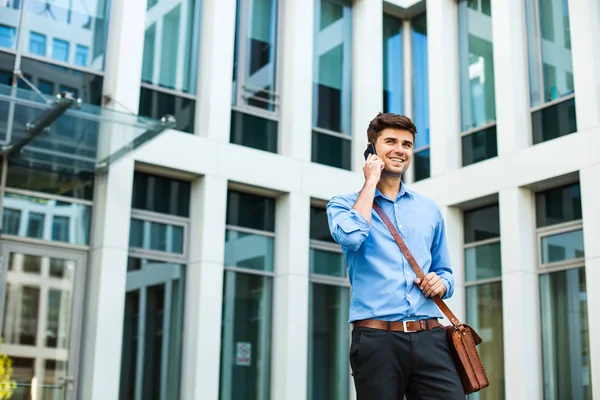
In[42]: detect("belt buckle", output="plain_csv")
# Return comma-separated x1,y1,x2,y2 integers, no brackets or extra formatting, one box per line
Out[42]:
402,319,417,333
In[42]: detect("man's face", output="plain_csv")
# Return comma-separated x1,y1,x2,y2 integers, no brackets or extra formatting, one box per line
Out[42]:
374,128,414,176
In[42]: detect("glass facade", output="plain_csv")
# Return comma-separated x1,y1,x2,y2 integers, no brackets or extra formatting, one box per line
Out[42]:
412,13,430,181
312,0,352,169
220,190,275,400
383,14,403,114
464,204,504,400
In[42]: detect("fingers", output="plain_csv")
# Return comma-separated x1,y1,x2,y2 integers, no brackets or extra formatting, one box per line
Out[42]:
419,272,441,297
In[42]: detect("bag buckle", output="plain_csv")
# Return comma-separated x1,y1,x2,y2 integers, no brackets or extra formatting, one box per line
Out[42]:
402,319,417,333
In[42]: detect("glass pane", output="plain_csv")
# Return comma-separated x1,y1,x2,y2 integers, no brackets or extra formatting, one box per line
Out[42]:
120,260,185,400
225,230,274,272
10,357,35,399
464,242,501,282
412,13,430,150
310,249,345,277
46,289,72,348
382,14,403,114
535,183,581,228
541,229,584,265
532,97,577,144
458,0,496,132
310,206,335,242
142,0,200,94
311,131,351,170
461,125,497,166
466,282,505,400
226,191,276,232
20,0,110,70
129,219,185,254
29,32,46,56
540,268,592,400
139,87,196,133
220,272,272,400
313,0,352,134
0,3,22,51
230,110,278,153
132,171,191,217
2,208,21,235
308,283,350,400
42,359,67,399
0,52,16,144
413,148,430,182
3,193,91,245
464,204,500,243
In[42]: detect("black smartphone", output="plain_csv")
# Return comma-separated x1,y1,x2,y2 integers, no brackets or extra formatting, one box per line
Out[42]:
363,142,376,160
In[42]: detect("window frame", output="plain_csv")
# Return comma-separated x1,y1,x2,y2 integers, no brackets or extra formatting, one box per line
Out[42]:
223,221,276,278
463,236,502,288
536,219,584,273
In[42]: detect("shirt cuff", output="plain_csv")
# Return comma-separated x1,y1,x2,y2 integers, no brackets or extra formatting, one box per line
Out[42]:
440,277,452,299
347,209,370,231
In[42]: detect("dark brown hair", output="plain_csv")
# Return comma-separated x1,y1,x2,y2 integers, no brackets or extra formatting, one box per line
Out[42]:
367,112,417,143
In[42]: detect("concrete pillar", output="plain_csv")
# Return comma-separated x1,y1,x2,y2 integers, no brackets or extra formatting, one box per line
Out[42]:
195,0,237,140
181,175,228,400
279,0,314,160
426,0,461,176
499,187,542,400
568,0,600,131
441,206,465,323
272,192,311,400
491,0,531,155
580,165,600,399
351,0,383,172
80,0,145,397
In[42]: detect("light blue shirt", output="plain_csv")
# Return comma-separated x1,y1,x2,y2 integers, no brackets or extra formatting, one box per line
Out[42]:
326,184,454,323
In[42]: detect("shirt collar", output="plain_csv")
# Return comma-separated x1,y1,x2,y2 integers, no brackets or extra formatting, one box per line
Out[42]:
374,181,412,202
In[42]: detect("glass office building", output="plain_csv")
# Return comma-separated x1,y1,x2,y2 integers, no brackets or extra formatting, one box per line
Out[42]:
0,0,598,399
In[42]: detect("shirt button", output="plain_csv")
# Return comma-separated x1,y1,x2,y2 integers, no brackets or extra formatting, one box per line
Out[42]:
406,272,410,276
399,224,403,229
407,294,411,298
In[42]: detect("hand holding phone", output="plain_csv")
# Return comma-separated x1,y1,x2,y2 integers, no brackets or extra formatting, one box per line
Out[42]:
363,142,376,160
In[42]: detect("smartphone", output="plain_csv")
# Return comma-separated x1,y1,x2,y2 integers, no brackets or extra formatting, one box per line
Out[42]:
363,142,376,160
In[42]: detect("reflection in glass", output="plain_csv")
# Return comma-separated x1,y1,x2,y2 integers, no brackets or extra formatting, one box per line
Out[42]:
308,283,349,400
2,192,91,245
310,249,345,278
313,0,352,134
461,125,497,166
42,359,67,399
2,283,39,346
458,0,496,132
220,271,272,400
311,131,351,170
310,206,335,242
541,229,584,265
382,14,403,114
10,357,35,399
20,0,111,70
132,171,191,217
412,13,430,150
230,109,278,153
540,268,592,400
46,289,72,348
525,0,574,107
129,219,185,254
2,208,22,235
225,230,274,272
226,191,276,232
413,149,430,182
232,0,279,112
466,282,504,400
0,2,21,51
535,183,581,228
142,0,200,93
464,204,500,243
139,87,196,134
29,32,47,56
464,242,501,282
532,96,577,144
120,259,185,400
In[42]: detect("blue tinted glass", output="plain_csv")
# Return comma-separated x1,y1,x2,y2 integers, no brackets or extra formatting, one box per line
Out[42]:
52,39,69,62
29,32,46,56
0,25,17,50
383,14,403,114
75,45,89,66
412,13,429,149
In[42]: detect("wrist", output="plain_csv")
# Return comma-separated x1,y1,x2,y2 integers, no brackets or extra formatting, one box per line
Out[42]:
365,177,379,187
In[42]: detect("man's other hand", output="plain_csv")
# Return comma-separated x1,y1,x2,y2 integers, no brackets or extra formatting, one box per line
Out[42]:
414,272,446,298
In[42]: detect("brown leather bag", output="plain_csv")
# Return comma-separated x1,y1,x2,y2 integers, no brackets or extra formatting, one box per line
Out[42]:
373,202,489,395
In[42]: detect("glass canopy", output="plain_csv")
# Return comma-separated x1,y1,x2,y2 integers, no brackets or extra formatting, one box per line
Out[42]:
0,82,176,174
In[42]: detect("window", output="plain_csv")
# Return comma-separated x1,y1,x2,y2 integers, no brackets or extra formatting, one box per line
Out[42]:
458,0,497,166
525,0,577,144
220,190,275,400
383,14,403,115
231,0,279,153
0,24,17,50
119,172,190,400
463,204,505,400
412,13,430,181
29,32,46,56
312,0,352,170
51,39,69,63
139,0,200,134
535,183,591,399
74,45,89,67
307,205,349,400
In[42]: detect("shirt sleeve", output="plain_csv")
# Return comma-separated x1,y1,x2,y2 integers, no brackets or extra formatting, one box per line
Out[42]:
326,195,370,251
430,208,454,299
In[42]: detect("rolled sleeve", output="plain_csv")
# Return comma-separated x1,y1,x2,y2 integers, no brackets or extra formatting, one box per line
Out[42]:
327,197,370,251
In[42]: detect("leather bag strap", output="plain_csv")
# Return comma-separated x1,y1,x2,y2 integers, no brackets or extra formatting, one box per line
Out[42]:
372,201,462,328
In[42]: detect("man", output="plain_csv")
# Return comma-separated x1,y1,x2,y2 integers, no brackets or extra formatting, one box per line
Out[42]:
326,113,465,399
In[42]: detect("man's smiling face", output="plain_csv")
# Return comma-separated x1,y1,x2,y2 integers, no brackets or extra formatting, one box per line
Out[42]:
374,128,414,176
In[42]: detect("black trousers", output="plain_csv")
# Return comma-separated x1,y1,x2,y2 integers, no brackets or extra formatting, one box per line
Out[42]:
349,325,466,400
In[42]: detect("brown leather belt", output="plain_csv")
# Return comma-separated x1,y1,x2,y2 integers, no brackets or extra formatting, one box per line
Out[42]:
353,318,441,333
